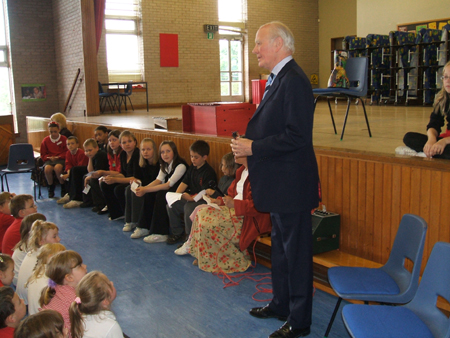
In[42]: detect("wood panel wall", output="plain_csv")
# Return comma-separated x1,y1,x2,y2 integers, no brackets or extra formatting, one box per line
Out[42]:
316,148,450,273
27,117,450,272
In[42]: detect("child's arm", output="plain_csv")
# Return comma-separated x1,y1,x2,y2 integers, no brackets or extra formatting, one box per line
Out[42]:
176,182,194,201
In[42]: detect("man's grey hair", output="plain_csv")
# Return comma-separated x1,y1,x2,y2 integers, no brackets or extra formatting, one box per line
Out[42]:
260,21,295,54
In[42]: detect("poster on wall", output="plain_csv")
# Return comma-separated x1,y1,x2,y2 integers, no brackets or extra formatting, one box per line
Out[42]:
21,84,46,101
397,18,450,33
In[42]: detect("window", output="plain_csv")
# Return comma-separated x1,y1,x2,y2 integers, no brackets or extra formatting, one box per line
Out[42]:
218,0,245,101
105,0,143,82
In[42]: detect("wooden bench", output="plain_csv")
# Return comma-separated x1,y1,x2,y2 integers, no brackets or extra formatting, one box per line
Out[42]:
250,236,381,297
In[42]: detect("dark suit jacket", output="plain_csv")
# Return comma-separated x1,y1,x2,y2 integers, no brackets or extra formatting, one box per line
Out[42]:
245,59,319,213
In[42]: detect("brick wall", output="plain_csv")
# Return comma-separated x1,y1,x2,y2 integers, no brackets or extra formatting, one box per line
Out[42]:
247,0,319,87
96,0,319,106
52,0,86,118
7,0,59,142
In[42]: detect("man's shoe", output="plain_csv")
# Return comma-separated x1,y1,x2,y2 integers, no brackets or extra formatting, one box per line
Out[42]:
249,305,287,321
79,202,93,208
166,234,184,245
269,322,310,338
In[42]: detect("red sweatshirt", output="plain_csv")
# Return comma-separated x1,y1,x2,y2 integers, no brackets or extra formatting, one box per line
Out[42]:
0,212,15,252
40,135,68,162
65,148,89,171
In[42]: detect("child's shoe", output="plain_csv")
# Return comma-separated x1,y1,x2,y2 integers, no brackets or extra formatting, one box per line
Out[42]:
143,234,168,243
130,227,150,239
174,241,190,255
122,222,136,232
57,193,70,204
63,200,83,209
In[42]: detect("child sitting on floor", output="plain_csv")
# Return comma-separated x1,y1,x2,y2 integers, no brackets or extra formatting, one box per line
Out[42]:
136,140,188,244
84,130,122,214
0,192,15,249
0,287,26,338
58,136,89,208
14,309,68,338
12,213,47,286
123,138,159,238
40,121,68,198
94,126,110,152
69,271,123,338
16,220,60,305
41,250,87,335
2,194,37,256
26,243,66,315
166,140,217,245
0,254,14,287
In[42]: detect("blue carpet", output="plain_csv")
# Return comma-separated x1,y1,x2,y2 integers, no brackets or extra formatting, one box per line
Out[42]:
6,172,349,337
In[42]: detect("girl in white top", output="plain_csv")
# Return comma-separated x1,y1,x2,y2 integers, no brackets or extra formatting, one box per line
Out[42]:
16,220,61,304
26,243,66,314
134,140,188,243
12,213,47,286
69,271,123,338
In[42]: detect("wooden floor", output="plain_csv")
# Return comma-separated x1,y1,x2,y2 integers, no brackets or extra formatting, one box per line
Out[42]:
70,101,434,156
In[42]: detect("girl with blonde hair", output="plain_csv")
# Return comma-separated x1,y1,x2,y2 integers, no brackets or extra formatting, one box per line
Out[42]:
69,271,123,338
26,243,66,315
16,220,60,305
123,138,159,237
402,60,450,158
12,213,46,286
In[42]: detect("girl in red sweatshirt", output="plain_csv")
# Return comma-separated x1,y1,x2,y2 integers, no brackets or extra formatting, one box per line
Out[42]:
40,121,68,198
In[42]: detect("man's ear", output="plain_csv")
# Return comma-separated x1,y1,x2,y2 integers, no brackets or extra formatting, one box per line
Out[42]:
273,36,284,52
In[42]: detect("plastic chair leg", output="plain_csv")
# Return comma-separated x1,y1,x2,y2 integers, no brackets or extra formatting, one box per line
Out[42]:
340,99,352,140
360,99,372,137
327,98,337,134
127,96,134,111
324,297,342,338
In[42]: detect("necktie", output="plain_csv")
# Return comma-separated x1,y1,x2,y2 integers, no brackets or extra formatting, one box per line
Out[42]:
262,73,274,100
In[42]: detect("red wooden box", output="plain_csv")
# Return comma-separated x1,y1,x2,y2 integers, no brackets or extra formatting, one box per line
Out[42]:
182,102,256,137
252,79,268,105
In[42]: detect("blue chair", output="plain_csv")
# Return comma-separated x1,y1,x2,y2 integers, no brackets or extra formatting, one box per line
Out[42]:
313,57,371,140
324,213,428,337
342,241,450,338
119,82,134,111
98,82,119,113
0,143,38,199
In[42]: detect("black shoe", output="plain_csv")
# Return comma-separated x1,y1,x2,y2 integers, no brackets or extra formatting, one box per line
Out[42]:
97,206,108,215
249,305,287,321
79,202,93,208
92,206,100,213
166,234,184,245
48,184,55,198
269,322,310,338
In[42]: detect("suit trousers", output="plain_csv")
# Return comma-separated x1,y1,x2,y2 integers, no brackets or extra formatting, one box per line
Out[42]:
269,210,313,330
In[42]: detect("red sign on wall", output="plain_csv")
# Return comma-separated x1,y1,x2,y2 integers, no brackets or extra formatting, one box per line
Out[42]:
160,33,179,67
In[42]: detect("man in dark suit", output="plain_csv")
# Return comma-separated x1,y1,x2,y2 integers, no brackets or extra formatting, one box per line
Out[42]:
231,22,319,338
